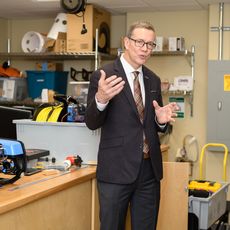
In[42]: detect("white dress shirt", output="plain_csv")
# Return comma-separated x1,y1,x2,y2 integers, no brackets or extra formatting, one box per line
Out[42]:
96,54,145,111
120,54,146,105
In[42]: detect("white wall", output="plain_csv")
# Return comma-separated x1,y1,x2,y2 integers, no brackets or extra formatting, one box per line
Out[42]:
8,18,54,52
0,18,8,52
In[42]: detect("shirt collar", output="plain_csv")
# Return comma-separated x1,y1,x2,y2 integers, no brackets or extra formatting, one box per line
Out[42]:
120,54,142,75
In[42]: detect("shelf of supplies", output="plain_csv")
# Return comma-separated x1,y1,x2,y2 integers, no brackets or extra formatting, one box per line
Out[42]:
155,45,195,117
151,50,192,57
162,90,193,95
0,52,116,61
69,81,89,85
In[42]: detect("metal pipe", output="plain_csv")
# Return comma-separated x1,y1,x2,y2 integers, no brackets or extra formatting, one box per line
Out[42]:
218,2,224,60
7,38,11,66
7,19,11,65
95,28,98,70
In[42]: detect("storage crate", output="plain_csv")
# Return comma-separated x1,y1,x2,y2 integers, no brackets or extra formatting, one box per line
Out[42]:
0,77,28,101
26,71,68,99
189,182,229,229
14,119,100,163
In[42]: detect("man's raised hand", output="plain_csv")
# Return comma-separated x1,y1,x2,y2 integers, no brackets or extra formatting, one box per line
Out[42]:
96,70,125,104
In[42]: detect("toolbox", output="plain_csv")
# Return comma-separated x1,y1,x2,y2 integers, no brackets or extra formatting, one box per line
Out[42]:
188,143,229,230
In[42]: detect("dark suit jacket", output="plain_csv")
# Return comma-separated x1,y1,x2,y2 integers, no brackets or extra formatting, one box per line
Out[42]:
85,57,167,184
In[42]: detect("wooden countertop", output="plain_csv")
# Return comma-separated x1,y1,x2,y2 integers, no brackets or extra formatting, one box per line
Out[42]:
0,145,169,216
0,166,96,215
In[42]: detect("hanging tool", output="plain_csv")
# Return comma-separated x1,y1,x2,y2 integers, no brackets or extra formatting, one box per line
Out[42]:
70,67,93,81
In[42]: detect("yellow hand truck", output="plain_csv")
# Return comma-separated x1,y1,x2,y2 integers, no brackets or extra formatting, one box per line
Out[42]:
188,143,229,230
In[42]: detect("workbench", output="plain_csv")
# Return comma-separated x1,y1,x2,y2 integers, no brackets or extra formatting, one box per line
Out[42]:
0,166,97,230
0,162,189,230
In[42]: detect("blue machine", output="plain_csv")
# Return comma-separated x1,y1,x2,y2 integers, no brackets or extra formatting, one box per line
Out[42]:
0,138,26,185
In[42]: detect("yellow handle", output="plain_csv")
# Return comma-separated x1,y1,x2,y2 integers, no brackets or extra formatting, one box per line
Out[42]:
199,143,228,181
47,106,63,122
36,107,53,122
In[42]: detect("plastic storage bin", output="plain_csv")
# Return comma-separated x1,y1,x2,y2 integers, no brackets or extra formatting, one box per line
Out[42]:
14,119,100,163
26,70,68,99
0,77,28,101
189,182,229,229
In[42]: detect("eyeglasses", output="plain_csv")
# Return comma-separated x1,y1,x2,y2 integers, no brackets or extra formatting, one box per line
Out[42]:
129,37,156,50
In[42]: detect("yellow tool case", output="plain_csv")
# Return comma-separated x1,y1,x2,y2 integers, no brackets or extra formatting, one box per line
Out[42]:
188,180,222,198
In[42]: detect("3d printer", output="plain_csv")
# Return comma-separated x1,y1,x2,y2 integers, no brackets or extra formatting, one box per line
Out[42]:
0,138,26,185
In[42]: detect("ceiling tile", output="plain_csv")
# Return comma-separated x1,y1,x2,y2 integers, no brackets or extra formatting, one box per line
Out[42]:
0,0,229,19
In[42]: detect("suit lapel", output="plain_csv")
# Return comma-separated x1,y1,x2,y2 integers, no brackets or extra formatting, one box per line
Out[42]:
143,72,151,122
113,58,140,117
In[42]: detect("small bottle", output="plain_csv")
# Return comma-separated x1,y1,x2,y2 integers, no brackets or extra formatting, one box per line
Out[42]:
67,103,77,122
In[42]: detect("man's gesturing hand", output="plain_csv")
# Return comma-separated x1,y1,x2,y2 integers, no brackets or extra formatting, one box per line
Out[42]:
96,70,125,104
153,100,179,124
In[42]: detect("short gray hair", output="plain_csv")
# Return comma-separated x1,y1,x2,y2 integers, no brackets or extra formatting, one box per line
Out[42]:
126,21,155,38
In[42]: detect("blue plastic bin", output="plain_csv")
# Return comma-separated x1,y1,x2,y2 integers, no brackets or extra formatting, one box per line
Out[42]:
26,71,68,99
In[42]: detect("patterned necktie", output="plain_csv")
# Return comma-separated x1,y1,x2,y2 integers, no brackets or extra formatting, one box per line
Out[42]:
133,71,144,122
133,71,150,158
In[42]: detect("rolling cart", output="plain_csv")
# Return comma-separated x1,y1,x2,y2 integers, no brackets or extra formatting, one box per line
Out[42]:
188,143,230,230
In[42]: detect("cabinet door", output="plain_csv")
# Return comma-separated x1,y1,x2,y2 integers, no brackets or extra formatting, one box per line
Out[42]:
157,162,189,230
125,162,189,230
207,61,230,149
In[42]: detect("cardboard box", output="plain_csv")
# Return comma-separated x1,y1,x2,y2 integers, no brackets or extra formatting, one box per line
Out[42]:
154,36,168,52
67,4,111,53
35,62,63,71
45,32,67,53
168,37,185,51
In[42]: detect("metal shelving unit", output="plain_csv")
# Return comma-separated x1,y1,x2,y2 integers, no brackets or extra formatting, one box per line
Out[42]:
0,45,195,115
152,45,195,117
0,51,116,61
151,49,193,56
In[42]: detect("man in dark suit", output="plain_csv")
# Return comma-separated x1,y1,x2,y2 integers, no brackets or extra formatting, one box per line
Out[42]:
85,21,178,230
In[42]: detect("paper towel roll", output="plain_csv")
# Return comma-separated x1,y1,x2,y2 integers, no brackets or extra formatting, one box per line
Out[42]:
47,13,67,40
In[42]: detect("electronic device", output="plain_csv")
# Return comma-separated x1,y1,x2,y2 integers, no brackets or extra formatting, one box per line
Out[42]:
25,148,50,175
0,138,26,185
0,106,32,139
174,75,193,91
